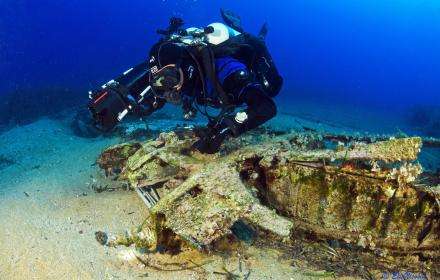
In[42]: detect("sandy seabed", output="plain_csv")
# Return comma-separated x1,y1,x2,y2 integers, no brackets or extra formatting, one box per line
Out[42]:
0,118,346,280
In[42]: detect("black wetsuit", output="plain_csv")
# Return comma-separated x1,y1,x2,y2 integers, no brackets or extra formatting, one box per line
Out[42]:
211,57,277,136
147,36,282,153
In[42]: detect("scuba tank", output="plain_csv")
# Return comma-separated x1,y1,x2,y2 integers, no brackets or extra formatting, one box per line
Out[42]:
206,19,283,98
148,16,283,118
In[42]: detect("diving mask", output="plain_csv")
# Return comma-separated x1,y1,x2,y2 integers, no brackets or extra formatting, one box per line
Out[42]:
151,64,184,104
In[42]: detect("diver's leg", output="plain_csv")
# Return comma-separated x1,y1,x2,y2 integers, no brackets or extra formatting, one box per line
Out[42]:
220,69,277,136
226,85,277,136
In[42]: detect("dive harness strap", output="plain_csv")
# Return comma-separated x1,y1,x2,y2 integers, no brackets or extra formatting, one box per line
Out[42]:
199,46,236,124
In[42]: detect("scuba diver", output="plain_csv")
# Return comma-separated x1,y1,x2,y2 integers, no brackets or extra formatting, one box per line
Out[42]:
86,10,283,154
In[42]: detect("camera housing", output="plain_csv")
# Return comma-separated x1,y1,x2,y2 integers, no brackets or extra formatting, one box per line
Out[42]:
87,62,153,132
88,87,128,132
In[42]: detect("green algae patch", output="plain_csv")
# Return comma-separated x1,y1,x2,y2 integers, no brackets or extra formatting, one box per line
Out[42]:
366,137,423,162
98,142,142,176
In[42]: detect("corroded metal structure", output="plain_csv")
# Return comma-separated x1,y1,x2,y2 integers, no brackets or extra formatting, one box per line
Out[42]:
97,130,439,260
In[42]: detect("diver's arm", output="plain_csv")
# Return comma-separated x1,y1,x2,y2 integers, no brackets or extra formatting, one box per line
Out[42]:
132,94,166,118
193,69,277,154
220,69,277,136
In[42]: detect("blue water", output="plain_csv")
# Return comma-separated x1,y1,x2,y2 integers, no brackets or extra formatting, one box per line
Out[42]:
0,2,439,278
1,1,439,136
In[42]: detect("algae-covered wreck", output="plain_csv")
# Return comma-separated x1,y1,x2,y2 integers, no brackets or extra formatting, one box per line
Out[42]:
95,128,440,277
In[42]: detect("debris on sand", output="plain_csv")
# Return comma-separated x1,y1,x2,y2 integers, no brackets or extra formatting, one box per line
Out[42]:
96,129,440,277
0,154,15,170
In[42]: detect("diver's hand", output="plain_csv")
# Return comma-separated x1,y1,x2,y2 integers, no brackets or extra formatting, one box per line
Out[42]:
183,109,197,120
192,128,230,154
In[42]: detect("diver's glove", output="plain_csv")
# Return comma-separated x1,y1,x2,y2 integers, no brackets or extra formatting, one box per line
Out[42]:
182,101,197,120
183,109,197,120
192,126,231,154
192,111,248,154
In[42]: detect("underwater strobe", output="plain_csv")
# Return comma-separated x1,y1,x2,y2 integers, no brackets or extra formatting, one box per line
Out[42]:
87,21,217,132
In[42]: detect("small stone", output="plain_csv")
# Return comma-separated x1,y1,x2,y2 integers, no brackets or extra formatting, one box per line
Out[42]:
95,231,108,245
357,235,367,248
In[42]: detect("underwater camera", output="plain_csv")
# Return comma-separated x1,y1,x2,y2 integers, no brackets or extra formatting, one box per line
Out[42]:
88,85,130,132
88,62,153,132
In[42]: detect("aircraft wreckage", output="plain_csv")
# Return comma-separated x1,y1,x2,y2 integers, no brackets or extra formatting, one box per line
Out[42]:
95,128,440,266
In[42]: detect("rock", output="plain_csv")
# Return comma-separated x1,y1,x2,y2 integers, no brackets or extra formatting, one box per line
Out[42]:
95,231,108,245
97,143,142,177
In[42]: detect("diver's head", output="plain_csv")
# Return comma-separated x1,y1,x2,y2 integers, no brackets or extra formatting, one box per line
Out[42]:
149,42,197,105
151,64,184,105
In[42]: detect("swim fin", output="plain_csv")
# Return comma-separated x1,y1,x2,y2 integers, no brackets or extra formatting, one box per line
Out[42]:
221,9,244,33
258,22,268,40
